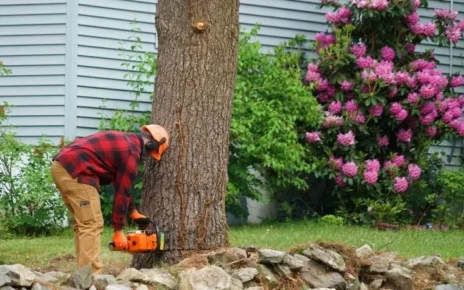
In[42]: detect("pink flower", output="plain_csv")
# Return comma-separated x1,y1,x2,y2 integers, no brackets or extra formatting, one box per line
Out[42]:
394,177,409,193
335,174,347,187
408,164,422,180
341,80,354,91
381,46,395,61
326,6,352,24
390,102,402,115
423,22,436,37
405,43,415,53
446,25,461,44
395,109,408,121
328,100,343,114
327,85,336,97
420,84,437,99
356,56,374,69
377,135,389,147
425,126,438,137
420,102,435,115
442,111,454,123
307,63,319,72
413,0,420,8
337,131,355,146
408,92,419,104
317,79,329,91
411,59,435,71
324,114,344,127
345,100,359,113
350,43,367,57
342,162,358,177
371,0,389,10
392,154,405,167
420,110,437,125
451,76,464,87
397,128,413,142
329,156,343,170
434,9,450,18
369,104,383,117
406,12,420,25
396,72,410,84
363,170,378,185
365,159,381,172
356,112,366,124
305,131,322,143
451,107,462,118
305,70,322,83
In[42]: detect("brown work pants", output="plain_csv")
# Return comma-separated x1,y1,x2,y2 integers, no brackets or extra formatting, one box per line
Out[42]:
51,161,104,273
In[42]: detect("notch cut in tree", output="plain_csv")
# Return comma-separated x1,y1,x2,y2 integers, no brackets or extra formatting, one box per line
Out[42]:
131,0,240,268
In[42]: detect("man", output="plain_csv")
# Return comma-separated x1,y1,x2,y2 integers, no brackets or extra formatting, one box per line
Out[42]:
51,124,169,273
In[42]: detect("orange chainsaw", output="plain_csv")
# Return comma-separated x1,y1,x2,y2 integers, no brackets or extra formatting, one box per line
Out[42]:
108,218,167,253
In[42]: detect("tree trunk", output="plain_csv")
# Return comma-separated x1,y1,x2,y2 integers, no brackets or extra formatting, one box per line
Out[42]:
131,0,240,268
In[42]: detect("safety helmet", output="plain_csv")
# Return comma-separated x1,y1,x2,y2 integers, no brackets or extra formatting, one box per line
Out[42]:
141,124,170,160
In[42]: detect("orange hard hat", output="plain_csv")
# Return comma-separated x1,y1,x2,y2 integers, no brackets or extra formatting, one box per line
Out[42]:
141,124,170,160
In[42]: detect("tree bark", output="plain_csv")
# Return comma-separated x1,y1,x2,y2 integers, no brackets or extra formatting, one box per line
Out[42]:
131,0,240,268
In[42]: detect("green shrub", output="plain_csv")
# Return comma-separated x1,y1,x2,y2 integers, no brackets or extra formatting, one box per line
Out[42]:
319,214,344,225
228,26,321,217
0,103,67,236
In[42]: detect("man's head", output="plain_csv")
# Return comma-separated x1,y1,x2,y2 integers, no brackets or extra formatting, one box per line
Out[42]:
140,124,170,160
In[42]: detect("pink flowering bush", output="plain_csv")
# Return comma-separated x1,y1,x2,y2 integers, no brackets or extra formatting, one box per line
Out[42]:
304,0,464,223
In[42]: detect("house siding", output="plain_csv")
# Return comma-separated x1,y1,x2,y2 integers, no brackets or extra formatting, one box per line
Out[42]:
0,0,67,144
1,0,463,167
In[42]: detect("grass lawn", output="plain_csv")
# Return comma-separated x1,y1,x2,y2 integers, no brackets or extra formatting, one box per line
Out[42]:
0,221,462,274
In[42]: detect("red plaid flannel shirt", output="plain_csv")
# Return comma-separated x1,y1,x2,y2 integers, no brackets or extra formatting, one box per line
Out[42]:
54,131,143,230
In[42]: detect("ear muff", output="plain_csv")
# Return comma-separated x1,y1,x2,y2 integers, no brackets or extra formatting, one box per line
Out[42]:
145,137,167,153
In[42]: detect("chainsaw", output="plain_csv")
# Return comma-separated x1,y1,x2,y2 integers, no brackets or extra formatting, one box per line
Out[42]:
108,218,168,253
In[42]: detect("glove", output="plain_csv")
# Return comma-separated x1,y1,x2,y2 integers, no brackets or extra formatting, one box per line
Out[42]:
130,210,150,230
112,231,127,250
130,209,146,220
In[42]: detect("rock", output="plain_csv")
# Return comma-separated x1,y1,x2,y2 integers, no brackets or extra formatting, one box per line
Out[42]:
355,245,373,259
60,286,79,290
139,269,176,289
105,285,131,290
89,286,96,290
360,283,368,290
0,286,15,290
299,260,346,290
407,255,444,270
0,264,36,287
135,285,148,290
258,249,286,264
34,272,59,284
369,279,383,290
457,258,464,270
231,268,258,283
435,285,463,290
231,278,243,290
386,267,414,290
179,265,232,290
0,274,12,287
368,256,389,273
116,268,149,283
31,282,53,290
48,272,70,282
273,265,291,278
244,287,264,290
208,248,247,266
283,255,304,270
293,254,310,265
66,264,94,290
257,265,279,289
303,245,346,273
93,274,117,290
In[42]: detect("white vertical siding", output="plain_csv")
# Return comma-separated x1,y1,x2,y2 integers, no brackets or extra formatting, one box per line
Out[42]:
75,0,156,137
0,0,67,144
